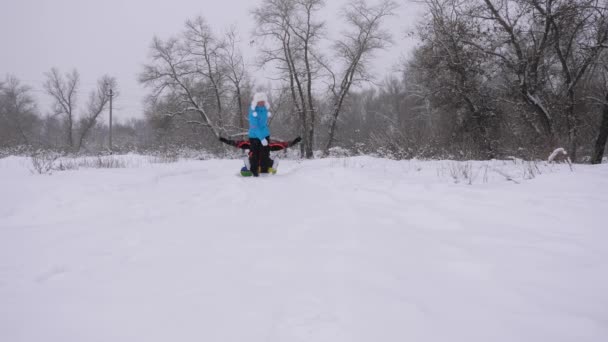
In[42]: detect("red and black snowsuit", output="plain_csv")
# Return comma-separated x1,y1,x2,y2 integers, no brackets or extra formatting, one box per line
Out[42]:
219,136,301,151
219,136,302,174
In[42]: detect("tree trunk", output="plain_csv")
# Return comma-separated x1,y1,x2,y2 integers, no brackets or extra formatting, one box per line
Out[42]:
567,89,578,162
236,85,244,131
323,90,349,156
304,30,315,159
283,32,309,158
67,114,74,149
13,114,30,146
306,116,314,158
322,61,359,156
77,124,87,151
591,92,608,164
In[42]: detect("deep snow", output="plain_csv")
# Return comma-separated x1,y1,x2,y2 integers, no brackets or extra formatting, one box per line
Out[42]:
1,155,607,342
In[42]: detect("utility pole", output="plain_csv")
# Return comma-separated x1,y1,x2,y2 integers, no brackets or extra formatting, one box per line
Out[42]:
108,88,114,153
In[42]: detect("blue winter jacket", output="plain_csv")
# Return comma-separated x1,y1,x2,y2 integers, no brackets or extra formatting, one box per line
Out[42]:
248,105,270,140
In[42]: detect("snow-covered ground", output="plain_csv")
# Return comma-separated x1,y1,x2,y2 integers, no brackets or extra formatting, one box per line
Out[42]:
1,155,607,342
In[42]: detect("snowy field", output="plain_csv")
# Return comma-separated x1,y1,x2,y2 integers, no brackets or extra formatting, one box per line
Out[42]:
1,155,607,342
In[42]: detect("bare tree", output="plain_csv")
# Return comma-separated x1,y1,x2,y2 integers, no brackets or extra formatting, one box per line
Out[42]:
253,0,325,158
140,16,251,140
591,87,608,163
221,26,249,131
44,68,79,149
460,0,557,137
591,55,608,164
253,0,307,156
0,75,38,147
402,0,608,159
322,0,398,155
542,0,608,161
405,0,501,158
140,36,220,137
184,16,227,128
76,76,117,150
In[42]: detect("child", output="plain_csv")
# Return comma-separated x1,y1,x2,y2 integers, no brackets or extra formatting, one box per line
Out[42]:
248,93,272,177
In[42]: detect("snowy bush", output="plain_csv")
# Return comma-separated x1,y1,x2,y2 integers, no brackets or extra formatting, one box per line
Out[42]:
1,146,35,159
521,161,542,180
432,158,572,185
548,148,568,163
547,148,573,171
91,156,127,169
446,161,477,185
54,156,127,171
148,154,180,164
327,146,354,158
29,151,60,175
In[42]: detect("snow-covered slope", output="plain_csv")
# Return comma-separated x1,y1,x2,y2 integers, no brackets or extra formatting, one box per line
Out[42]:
1,156,607,342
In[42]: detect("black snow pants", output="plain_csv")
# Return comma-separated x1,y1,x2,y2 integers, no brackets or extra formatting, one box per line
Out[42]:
249,137,271,176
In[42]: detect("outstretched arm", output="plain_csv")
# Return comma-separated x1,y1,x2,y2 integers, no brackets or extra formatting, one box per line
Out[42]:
268,136,302,151
288,137,302,147
220,136,301,151
219,136,251,150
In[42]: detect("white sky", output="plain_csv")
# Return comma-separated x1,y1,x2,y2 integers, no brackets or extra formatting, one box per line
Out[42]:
1,0,423,122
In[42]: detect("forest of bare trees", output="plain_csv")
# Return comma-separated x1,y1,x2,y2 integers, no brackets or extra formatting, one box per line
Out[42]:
400,0,608,163
1,0,607,163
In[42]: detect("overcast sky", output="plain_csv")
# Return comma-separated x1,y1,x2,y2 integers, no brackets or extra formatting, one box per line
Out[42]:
1,0,423,122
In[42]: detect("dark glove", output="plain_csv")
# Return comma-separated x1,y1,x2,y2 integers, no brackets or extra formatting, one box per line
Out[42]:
219,136,239,148
291,137,302,146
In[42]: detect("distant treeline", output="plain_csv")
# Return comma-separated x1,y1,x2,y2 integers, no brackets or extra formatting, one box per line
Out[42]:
1,0,607,163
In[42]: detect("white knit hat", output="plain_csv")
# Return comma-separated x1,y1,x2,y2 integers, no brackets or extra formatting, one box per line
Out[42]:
251,92,271,117
251,92,271,110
